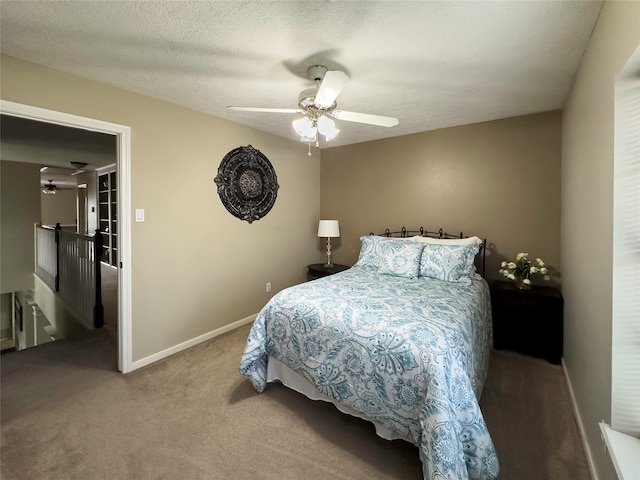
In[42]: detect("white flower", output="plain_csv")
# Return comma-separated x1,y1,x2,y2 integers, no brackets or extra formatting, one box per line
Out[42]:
498,253,551,283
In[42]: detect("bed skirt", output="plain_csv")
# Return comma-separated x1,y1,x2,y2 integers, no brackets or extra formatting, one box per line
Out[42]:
266,356,412,444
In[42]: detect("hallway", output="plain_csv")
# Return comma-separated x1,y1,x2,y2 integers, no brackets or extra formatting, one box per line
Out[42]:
0,263,119,366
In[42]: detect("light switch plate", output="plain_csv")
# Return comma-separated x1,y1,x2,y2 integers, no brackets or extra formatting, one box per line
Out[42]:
135,209,145,222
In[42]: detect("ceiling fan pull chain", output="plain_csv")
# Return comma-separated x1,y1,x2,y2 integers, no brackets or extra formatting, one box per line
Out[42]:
307,141,312,157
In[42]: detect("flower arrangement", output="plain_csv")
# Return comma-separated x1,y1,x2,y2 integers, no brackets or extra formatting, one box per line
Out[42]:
499,253,549,289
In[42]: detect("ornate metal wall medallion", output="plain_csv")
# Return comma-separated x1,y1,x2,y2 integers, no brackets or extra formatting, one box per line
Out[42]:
214,145,279,223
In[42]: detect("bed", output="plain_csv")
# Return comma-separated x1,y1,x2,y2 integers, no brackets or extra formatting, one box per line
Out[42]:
240,228,499,480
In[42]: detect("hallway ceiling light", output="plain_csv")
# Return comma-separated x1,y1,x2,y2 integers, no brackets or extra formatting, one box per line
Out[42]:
43,180,57,195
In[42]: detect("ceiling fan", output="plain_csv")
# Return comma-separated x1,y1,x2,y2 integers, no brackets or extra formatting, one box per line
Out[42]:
228,65,399,150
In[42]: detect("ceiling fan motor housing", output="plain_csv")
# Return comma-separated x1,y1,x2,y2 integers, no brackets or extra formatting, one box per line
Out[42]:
298,87,336,111
298,88,318,109
298,65,338,111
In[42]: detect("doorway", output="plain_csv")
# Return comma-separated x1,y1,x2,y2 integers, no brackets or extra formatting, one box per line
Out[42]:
0,100,132,373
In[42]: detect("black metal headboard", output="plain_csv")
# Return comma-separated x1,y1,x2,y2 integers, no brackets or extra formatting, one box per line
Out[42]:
369,227,487,277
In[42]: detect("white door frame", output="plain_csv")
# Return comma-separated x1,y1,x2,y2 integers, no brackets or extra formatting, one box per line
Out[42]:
1,99,133,373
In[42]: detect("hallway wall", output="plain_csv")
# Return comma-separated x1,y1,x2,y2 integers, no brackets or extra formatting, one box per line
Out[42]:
41,187,76,227
1,160,41,294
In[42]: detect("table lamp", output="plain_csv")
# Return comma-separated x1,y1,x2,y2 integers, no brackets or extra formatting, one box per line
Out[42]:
318,220,340,267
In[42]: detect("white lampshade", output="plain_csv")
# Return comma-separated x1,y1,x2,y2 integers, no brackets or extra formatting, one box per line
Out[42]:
292,117,317,141
318,220,340,238
317,116,340,141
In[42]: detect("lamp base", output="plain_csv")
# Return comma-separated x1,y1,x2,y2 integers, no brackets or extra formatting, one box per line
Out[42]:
324,237,334,269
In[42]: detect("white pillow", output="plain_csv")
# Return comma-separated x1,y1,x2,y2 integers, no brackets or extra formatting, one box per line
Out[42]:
411,235,483,247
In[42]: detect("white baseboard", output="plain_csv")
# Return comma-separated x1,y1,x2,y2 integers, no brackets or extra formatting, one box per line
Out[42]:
562,359,599,480
130,313,257,371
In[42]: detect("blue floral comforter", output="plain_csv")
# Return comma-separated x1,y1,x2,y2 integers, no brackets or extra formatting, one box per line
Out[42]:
239,265,499,480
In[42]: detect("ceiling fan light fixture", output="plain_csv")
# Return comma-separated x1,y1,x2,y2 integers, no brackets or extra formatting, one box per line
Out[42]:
317,116,340,141
43,180,57,195
292,116,316,140
323,128,340,142
301,131,317,143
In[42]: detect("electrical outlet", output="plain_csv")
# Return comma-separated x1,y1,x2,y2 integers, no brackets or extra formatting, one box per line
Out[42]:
266,282,272,292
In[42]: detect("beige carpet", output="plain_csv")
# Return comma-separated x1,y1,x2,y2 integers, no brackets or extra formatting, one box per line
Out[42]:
480,350,590,479
1,322,590,480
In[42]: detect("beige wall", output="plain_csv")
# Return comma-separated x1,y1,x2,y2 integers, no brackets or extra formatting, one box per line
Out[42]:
1,54,321,361
77,171,98,234
1,292,13,337
321,111,562,284
0,160,41,294
41,187,77,227
561,2,640,479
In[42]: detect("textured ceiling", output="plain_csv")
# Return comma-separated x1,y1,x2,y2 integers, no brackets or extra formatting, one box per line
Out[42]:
0,1,602,149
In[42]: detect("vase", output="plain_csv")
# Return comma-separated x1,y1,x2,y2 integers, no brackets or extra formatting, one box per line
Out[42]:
515,280,531,290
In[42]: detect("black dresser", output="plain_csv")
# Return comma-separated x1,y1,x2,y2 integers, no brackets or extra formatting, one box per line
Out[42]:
307,263,350,281
490,281,563,364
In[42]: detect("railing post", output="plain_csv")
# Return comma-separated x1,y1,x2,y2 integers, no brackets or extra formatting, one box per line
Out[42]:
54,223,61,292
93,229,104,328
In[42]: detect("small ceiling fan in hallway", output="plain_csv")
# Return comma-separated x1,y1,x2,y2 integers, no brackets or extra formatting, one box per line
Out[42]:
228,65,399,151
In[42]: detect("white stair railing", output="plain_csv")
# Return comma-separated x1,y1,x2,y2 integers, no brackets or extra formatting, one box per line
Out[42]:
35,225,57,291
34,223,104,328
58,229,97,326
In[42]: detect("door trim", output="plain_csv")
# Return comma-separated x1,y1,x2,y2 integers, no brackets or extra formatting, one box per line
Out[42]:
1,99,133,373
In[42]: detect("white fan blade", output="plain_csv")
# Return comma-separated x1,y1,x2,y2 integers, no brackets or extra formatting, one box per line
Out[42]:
331,110,399,127
314,71,349,108
227,106,302,114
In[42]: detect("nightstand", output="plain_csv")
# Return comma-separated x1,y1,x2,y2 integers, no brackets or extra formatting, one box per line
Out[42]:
307,263,350,281
490,281,563,364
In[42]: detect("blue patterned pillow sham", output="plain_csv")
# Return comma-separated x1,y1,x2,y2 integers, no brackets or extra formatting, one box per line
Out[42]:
355,236,424,278
354,236,381,268
378,240,424,278
419,243,479,284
